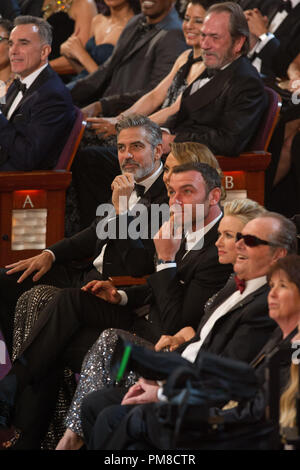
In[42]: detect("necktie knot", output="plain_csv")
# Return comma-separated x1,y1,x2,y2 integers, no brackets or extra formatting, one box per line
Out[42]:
278,0,292,13
14,78,27,95
234,275,246,294
134,183,145,198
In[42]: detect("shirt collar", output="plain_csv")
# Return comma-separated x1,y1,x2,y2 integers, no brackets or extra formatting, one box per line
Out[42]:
185,212,222,251
19,63,48,89
241,275,267,295
136,162,163,194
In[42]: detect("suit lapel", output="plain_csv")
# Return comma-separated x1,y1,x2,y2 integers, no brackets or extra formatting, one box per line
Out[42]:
121,27,161,65
198,282,269,335
138,172,166,208
180,57,243,113
9,66,53,119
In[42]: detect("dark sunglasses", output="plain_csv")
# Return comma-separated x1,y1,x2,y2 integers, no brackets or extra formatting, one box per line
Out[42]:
236,232,277,247
0,36,9,42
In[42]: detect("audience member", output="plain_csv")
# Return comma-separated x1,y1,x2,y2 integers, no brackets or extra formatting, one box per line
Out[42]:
56,197,265,450
0,15,75,171
0,162,233,449
80,212,297,449
0,0,21,21
71,0,187,110
0,19,14,94
61,0,140,87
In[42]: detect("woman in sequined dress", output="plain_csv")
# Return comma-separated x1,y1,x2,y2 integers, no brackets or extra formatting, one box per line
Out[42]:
56,199,266,448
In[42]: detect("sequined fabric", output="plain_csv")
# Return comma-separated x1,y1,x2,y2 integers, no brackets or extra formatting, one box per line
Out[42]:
13,284,77,450
65,328,154,437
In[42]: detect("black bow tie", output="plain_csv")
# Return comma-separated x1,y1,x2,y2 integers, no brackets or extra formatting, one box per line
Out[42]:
200,68,220,79
14,78,27,95
134,183,145,198
277,0,293,13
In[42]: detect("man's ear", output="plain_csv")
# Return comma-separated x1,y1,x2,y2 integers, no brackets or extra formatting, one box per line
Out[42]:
154,143,164,161
209,187,221,206
272,247,288,263
233,35,246,55
41,44,51,61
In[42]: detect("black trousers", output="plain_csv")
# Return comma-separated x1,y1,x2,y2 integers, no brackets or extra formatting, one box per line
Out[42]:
81,387,132,449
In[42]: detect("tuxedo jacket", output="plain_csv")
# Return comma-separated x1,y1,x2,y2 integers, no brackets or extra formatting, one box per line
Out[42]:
169,56,267,156
0,65,75,171
49,172,168,278
126,221,233,337
71,8,187,112
179,276,277,366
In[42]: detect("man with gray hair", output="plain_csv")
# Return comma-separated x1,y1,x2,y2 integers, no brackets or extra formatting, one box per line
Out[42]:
0,15,75,170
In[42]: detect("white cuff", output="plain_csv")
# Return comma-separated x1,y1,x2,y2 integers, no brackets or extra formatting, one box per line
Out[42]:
156,262,177,272
43,249,55,262
117,290,128,306
157,386,168,402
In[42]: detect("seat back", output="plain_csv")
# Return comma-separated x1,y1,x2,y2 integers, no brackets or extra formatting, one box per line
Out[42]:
247,86,282,152
54,107,86,171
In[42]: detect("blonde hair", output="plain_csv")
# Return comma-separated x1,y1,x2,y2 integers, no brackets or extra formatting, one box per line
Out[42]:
169,141,226,200
280,362,299,428
223,198,266,225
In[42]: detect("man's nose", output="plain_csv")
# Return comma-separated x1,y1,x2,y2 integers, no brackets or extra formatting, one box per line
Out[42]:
201,35,211,49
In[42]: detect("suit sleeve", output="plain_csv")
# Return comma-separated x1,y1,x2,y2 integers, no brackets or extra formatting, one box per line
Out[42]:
174,75,268,156
48,220,99,263
146,256,232,335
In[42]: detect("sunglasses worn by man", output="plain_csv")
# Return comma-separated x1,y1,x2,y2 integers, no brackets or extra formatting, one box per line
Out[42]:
236,232,277,248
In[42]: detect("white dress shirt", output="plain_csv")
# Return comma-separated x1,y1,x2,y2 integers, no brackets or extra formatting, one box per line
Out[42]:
181,275,267,362
7,63,48,120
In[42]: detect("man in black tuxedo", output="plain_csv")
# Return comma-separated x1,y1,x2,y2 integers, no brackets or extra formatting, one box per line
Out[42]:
0,162,233,436
0,15,75,170
0,114,168,353
244,0,300,79
80,212,297,450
